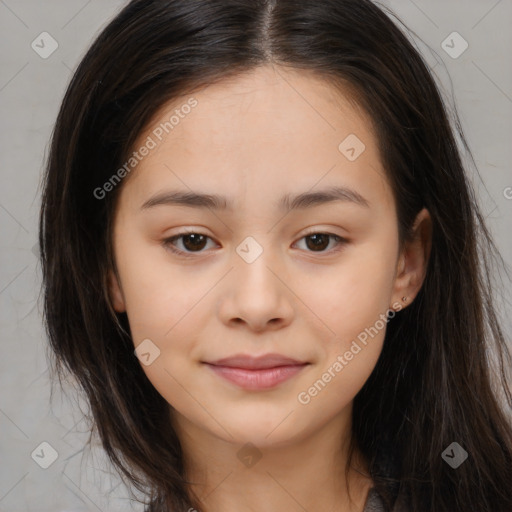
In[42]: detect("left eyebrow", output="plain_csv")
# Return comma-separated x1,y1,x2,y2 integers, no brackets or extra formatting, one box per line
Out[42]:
139,185,370,212
279,185,370,210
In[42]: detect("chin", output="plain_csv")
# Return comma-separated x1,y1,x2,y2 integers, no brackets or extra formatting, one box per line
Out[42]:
208,406,314,448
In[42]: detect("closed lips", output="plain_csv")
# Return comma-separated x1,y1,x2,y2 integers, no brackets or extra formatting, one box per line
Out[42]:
203,354,310,390
204,353,309,369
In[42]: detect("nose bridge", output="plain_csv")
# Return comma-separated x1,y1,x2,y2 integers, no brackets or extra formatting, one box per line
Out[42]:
233,233,281,296
218,232,293,330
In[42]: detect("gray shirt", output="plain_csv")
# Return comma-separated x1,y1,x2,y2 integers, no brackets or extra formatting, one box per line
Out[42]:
363,487,410,511
363,488,385,511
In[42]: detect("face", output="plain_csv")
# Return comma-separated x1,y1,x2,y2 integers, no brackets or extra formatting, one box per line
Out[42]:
108,65,428,450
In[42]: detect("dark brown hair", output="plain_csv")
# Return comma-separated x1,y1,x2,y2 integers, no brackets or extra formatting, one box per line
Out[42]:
39,0,512,510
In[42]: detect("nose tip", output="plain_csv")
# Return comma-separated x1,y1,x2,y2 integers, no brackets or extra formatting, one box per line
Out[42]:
231,315,284,331
219,260,294,333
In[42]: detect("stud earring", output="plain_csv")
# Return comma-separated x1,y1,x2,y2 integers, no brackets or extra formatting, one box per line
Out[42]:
402,296,408,302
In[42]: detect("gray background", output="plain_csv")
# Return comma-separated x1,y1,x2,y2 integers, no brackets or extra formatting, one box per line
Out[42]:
1,1,511,511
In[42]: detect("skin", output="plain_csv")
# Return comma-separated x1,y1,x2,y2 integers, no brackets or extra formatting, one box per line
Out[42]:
108,64,432,512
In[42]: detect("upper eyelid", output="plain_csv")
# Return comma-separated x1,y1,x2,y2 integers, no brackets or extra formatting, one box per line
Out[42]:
167,228,345,242
165,230,347,254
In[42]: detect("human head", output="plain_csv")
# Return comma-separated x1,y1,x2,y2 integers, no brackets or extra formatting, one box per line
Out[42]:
106,59,431,455
39,1,512,511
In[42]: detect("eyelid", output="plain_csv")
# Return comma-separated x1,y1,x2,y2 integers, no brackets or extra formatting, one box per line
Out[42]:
300,226,345,238
292,229,348,255
162,229,218,258
162,228,349,258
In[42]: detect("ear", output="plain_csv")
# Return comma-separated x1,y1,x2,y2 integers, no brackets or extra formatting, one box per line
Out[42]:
391,208,432,310
108,268,126,313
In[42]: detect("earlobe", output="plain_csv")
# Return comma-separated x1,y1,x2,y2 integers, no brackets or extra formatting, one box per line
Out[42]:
391,208,432,308
108,269,126,313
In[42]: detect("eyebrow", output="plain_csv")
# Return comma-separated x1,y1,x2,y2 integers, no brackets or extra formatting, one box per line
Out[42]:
140,185,370,212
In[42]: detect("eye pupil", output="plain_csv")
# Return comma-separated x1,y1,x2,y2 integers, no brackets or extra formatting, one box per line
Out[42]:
306,233,330,251
183,234,207,251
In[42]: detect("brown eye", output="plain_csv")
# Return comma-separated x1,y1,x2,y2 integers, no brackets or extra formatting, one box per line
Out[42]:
295,232,347,254
163,232,215,256
180,233,208,251
163,231,347,258
305,233,331,251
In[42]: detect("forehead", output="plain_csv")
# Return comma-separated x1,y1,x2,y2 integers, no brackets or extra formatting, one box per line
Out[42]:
118,65,393,216
148,66,373,151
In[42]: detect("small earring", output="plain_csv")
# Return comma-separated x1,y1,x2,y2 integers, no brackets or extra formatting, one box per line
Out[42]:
402,296,408,302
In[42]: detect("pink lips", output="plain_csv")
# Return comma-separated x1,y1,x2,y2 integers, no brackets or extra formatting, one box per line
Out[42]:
203,353,309,390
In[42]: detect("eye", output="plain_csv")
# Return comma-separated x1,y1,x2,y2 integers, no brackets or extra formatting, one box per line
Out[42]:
162,231,217,256
294,231,348,254
162,230,348,258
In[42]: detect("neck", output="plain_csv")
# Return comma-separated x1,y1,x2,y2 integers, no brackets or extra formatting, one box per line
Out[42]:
172,407,373,512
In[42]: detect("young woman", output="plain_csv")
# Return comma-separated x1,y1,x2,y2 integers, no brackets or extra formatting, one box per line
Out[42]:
39,0,512,510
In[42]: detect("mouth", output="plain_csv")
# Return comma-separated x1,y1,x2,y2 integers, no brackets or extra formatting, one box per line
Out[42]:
202,353,310,390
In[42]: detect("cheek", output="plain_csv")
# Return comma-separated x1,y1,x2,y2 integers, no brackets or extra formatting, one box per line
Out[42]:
294,237,396,410
302,241,397,346
117,250,211,422
296,335,383,420
115,236,204,341
116,240,214,406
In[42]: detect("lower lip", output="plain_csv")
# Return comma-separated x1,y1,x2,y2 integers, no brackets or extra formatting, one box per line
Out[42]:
205,363,308,390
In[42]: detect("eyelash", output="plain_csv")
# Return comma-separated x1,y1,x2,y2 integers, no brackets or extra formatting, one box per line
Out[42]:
162,229,348,258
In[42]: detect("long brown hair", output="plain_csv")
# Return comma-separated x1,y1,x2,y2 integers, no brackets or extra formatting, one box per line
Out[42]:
39,0,512,510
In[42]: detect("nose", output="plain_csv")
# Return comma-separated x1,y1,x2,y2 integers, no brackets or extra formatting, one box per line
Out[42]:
217,245,294,333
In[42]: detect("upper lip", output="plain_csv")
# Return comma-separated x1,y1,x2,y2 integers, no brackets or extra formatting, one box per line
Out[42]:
205,353,308,370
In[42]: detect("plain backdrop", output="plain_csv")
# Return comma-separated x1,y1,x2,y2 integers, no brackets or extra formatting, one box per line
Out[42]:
1,1,511,511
